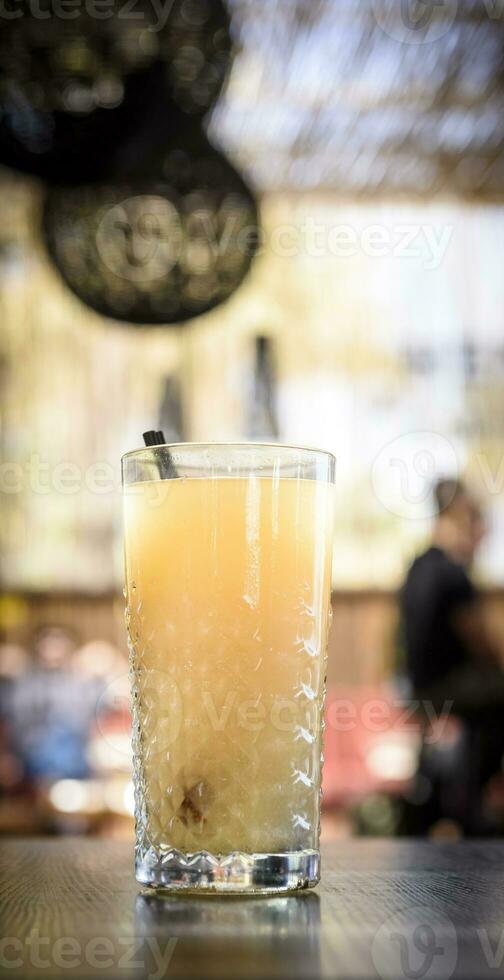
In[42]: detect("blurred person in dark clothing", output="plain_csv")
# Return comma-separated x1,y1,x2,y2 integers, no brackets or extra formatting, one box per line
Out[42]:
401,479,504,832
3,627,104,782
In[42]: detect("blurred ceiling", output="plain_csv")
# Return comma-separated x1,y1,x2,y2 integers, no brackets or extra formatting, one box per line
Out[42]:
214,0,504,197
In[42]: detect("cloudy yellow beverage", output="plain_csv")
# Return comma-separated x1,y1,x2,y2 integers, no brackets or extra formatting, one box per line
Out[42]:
123,449,334,892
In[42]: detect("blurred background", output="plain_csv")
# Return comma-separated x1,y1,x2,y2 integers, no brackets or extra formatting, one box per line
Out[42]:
0,0,503,840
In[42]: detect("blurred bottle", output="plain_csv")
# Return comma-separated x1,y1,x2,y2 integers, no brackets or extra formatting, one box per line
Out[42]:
247,336,279,441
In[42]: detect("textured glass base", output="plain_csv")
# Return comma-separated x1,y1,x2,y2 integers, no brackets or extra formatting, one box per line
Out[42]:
136,847,320,894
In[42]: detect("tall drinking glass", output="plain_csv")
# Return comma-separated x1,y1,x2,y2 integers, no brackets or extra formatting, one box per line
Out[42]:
122,443,335,893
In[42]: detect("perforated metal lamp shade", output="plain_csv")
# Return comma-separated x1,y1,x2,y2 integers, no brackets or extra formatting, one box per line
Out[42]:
0,0,232,184
42,133,259,325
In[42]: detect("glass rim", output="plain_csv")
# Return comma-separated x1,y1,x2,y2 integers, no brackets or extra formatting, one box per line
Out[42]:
121,441,337,464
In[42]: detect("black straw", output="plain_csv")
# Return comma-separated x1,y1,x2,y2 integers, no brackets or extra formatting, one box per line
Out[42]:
143,430,163,447
142,431,178,478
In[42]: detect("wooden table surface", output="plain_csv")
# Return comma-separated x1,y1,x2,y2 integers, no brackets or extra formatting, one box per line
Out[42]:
1,839,503,979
